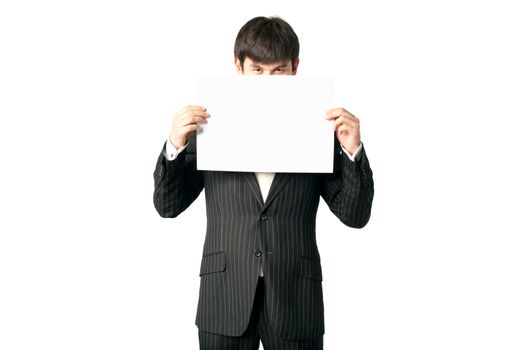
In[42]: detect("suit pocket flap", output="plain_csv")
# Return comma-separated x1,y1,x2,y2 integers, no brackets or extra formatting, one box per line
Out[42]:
199,251,226,276
298,256,323,281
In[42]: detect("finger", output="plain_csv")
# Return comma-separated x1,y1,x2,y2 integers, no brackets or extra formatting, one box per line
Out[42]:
190,116,209,124
333,116,343,130
336,123,351,135
333,115,351,128
326,107,346,116
182,111,210,122
188,110,211,118
326,111,351,121
181,111,210,124
181,115,208,126
180,109,209,119
325,111,341,120
325,108,359,122
181,124,200,134
346,113,359,123
175,106,208,120
334,120,347,131
334,123,357,135
325,107,347,119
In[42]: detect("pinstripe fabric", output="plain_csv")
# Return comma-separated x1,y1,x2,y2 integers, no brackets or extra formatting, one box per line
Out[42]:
198,277,323,349
153,133,374,340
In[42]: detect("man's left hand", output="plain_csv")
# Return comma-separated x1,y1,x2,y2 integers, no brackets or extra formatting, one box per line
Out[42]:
325,108,361,155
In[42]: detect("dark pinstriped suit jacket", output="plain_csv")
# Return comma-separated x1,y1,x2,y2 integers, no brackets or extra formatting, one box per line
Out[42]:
153,133,374,340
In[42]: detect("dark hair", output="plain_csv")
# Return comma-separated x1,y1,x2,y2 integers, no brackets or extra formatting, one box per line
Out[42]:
234,16,300,70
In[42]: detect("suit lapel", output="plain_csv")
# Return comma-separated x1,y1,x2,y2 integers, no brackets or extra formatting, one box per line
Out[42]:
242,172,293,209
243,172,264,207
262,173,292,210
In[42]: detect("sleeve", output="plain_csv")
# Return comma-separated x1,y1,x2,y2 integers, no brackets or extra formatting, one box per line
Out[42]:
320,136,374,228
153,133,204,218
340,142,363,162
164,137,188,161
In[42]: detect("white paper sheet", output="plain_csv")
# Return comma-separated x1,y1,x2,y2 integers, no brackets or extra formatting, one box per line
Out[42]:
196,76,334,173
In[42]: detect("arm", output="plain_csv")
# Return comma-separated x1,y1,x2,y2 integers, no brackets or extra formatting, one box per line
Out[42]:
320,137,374,228
153,133,204,218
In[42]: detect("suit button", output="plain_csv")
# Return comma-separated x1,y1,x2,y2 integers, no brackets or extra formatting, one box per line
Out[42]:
255,250,262,257
261,215,269,221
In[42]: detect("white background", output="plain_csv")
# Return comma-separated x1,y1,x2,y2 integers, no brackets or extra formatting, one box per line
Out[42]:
1,0,524,349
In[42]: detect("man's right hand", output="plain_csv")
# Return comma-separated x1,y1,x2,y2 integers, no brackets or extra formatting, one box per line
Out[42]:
169,105,210,149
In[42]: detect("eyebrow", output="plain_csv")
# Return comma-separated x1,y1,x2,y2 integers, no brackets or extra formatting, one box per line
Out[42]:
249,63,289,69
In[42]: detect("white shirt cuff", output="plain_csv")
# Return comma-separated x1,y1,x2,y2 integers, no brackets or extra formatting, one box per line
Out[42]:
341,142,362,162
163,138,188,161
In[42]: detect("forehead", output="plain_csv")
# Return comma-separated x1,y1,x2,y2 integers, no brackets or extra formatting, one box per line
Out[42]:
244,57,291,68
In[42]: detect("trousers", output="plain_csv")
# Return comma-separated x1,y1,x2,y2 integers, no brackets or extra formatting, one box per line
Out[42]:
198,277,323,350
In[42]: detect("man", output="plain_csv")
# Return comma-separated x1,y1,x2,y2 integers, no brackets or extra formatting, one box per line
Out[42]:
153,16,374,350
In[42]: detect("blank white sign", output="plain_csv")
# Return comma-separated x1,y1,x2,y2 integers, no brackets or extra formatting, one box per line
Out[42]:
196,75,334,173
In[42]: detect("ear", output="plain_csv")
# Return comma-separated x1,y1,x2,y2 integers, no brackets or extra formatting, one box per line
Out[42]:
292,58,300,75
234,57,243,75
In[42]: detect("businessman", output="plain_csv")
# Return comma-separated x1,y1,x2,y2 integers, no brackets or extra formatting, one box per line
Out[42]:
153,16,374,350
